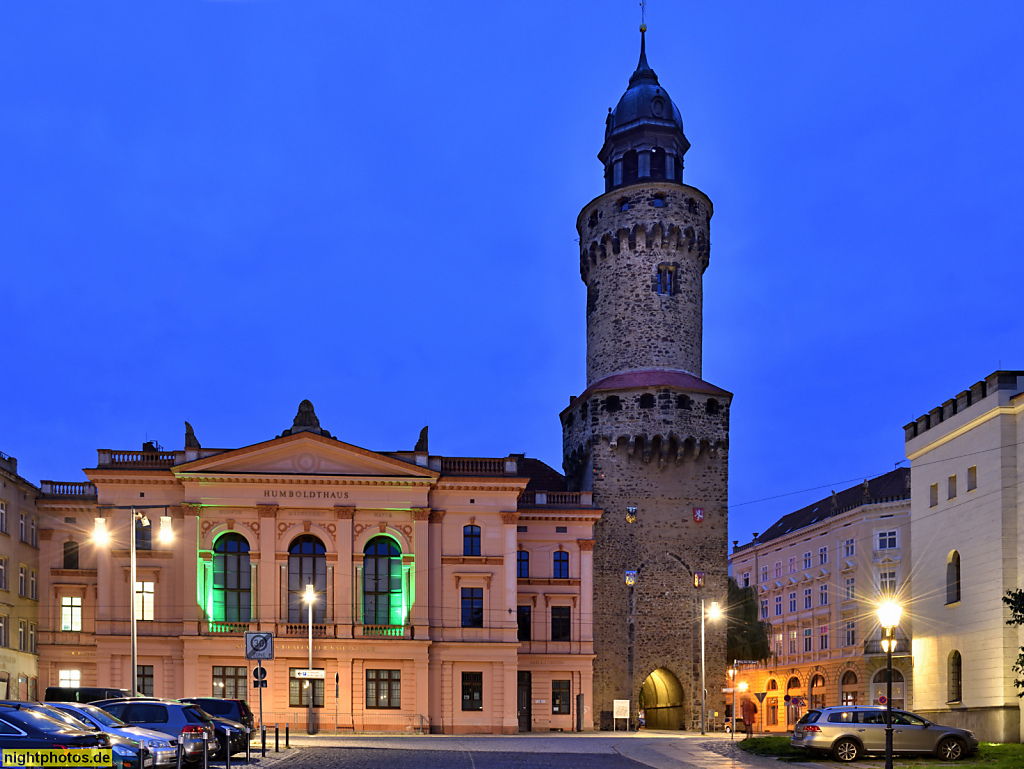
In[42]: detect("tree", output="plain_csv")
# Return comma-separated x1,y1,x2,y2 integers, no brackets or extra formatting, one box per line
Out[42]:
1002,589,1024,696
727,577,772,663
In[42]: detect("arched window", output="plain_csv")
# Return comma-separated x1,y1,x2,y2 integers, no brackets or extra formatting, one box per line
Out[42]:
288,535,326,623
553,551,569,579
810,674,826,708
946,551,961,604
949,651,962,702
213,533,251,623
766,679,778,691
463,525,481,556
363,537,404,626
785,677,802,725
841,671,858,706
517,551,529,579
63,541,80,570
871,667,905,709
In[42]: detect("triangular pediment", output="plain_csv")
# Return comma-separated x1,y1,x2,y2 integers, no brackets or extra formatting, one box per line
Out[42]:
173,432,436,479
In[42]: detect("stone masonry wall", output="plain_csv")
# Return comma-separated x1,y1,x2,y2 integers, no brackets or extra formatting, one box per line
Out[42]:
577,182,712,385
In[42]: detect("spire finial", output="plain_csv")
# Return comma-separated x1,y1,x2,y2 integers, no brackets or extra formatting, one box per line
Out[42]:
630,20,657,86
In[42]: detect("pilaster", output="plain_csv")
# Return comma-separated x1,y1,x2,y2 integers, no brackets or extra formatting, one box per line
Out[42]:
257,504,277,628
412,508,430,633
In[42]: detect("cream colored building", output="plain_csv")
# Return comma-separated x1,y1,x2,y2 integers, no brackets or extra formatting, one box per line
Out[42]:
35,402,597,733
905,370,1024,742
729,469,912,731
0,450,40,699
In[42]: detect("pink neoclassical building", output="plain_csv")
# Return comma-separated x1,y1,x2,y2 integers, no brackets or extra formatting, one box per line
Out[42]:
36,402,597,734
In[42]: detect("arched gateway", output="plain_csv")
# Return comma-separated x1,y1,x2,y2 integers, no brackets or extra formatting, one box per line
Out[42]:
638,668,685,730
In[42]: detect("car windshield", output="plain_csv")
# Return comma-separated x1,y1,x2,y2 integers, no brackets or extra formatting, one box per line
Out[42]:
796,710,821,724
40,708,95,731
72,705,126,728
6,709,81,734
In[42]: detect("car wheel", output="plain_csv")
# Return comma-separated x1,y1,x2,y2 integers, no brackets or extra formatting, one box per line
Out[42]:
937,737,966,761
832,738,861,763
215,737,227,760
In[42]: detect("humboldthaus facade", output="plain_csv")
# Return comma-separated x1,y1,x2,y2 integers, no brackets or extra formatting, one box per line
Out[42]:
36,403,598,734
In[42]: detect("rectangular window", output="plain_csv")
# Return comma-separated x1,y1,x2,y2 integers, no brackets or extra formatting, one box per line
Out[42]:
819,625,829,650
656,265,674,295
788,592,796,613
288,668,324,707
774,632,783,658
29,570,36,600
29,518,36,547
967,465,977,491
760,599,768,619
517,551,530,579
948,474,957,500
803,588,812,610
930,483,939,507
461,672,483,711
879,570,897,594
819,547,828,565
461,588,483,628
774,596,782,616
137,665,154,696
59,670,80,688
877,531,897,550
18,567,25,597
788,556,797,574
819,584,828,606
788,630,797,654
19,514,25,543
135,518,152,551
0,558,6,590
844,577,855,601
845,620,856,647
18,621,26,651
517,606,531,641
742,572,750,588
211,666,247,700
61,596,82,632
552,680,571,714
0,615,6,647
552,552,569,579
760,566,768,583
0,501,5,533
365,669,401,709
774,561,782,578
135,582,155,621
843,538,855,557
767,698,778,726
803,627,812,652
551,606,571,641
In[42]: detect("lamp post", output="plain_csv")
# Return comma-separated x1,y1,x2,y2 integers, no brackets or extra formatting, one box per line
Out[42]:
727,667,736,740
93,506,173,697
700,598,722,735
304,585,316,734
876,600,903,769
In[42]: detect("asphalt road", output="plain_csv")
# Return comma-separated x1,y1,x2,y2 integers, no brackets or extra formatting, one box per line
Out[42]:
271,747,645,769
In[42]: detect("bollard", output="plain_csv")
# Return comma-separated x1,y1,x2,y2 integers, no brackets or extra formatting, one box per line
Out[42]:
202,731,208,769
261,726,266,759
274,725,279,753
175,742,183,769
245,728,250,765
285,725,289,749
225,728,231,769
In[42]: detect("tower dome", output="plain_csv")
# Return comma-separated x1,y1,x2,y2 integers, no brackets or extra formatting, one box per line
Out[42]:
599,27,690,192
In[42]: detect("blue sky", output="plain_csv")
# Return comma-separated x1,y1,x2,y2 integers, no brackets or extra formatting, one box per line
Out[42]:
2,1,1022,546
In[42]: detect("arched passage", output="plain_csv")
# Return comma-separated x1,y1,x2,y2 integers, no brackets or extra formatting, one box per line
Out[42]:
638,668,685,730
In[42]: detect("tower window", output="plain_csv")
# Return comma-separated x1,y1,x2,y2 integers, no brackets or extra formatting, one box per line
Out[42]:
706,399,721,415
650,148,666,180
622,151,638,186
588,211,598,227
676,394,692,410
618,197,630,212
652,194,665,207
603,395,621,412
656,265,674,295
639,394,655,409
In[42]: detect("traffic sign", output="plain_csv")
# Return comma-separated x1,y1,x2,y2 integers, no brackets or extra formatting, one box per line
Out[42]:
253,666,267,681
253,681,267,689
295,669,325,679
878,695,887,705
245,632,274,660
783,694,791,703
754,692,767,703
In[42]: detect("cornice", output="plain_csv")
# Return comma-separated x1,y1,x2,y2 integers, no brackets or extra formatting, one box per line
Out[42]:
177,474,435,487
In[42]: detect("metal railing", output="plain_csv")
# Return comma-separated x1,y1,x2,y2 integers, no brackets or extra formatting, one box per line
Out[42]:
864,634,911,655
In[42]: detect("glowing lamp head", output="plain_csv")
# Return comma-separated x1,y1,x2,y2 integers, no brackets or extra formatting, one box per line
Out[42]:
158,515,174,545
876,599,903,629
738,681,749,692
93,517,110,547
707,601,722,621
304,584,316,604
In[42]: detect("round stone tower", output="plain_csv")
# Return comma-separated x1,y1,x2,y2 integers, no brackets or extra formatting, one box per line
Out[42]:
564,28,730,731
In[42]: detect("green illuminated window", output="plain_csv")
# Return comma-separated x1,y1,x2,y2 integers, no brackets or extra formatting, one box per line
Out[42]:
363,537,404,626
213,533,251,622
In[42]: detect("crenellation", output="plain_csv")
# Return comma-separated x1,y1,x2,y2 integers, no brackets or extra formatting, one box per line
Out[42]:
903,370,1024,441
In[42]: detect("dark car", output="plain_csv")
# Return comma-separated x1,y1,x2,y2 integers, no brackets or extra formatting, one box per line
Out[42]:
179,699,253,751
45,687,132,704
0,703,108,751
93,699,215,764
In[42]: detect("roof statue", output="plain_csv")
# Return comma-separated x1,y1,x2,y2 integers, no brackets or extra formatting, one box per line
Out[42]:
415,426,429,452
279,399,332,438
862,478,871,502
184,421,201,449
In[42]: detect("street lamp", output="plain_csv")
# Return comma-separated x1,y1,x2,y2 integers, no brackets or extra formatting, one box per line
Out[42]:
727,667,736,740
304,584,316,734
93,507,173,697
876,599,903,769
701,599,722,735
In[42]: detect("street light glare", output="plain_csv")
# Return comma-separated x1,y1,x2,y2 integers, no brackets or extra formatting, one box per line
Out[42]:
304,585,316,604
877,599,902,628
92,518,110,547
707,601,722,621
158,515,174,545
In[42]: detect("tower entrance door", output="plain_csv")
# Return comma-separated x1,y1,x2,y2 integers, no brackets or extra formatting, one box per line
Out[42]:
638,668,686,730
517,672,532,732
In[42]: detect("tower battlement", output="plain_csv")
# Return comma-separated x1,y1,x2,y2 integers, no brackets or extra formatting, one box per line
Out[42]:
904,370,1024,441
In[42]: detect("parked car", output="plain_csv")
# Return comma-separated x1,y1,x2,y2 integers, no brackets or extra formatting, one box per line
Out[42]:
93,699,215,764
47,702,177,767
0,703,109,752
179,699,254,737
45,687,131,704
0,701,150,769
792,706,979,762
